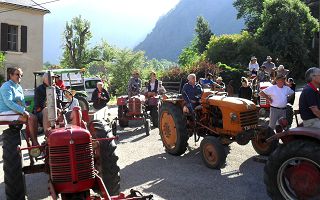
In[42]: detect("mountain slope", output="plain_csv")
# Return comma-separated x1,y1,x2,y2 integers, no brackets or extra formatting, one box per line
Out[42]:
134,0,244,61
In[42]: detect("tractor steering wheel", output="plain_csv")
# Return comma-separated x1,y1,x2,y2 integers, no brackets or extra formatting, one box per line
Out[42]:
57,88,74,111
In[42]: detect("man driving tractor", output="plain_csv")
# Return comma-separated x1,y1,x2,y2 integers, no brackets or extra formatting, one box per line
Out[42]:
182,73,203,113
128,70,142,98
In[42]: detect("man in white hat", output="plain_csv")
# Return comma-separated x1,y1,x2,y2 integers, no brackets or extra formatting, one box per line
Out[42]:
262,56,276,75
259,74,294,130
276,65,290,77
214,77,225,92
248,56,259,77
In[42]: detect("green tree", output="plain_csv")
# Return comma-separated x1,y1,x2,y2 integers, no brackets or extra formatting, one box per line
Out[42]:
109,49,146,95
178,38,200,66
195,16,213,54
61,16,94,68
256,0,319,76
233,0,264,33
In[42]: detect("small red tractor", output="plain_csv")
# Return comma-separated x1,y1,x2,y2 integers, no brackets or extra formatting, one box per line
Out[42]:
264,111,320,200
117,95,159,135
159,89,278,169
1,70,152,200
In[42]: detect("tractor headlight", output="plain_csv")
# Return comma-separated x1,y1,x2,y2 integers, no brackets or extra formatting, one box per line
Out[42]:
230,112,238,121
30,147,41,157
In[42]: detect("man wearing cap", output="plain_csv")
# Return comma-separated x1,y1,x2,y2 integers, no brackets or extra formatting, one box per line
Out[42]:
200,73,217,89
257,65,270,82
299,67,320,128
213,77,225,92
262,56,276,75
54,74,66,90
259,74,294,130
248,56,259,77
128,70,142,98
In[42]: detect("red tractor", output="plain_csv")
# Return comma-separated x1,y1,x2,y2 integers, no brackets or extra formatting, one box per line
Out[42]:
1,70,152,200
117,95,159,135
264,111,320,200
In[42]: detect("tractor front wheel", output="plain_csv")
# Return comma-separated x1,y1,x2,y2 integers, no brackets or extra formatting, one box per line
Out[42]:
159,103,188,156
252,127,278,156
91,120,120,196
200,136,226,169
3,127,26,200
264,140,320,200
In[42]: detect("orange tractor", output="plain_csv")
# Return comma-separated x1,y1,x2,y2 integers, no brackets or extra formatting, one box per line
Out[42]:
159,89,278,169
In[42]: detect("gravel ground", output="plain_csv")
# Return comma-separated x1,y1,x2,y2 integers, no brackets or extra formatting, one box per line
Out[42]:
0,91,301,200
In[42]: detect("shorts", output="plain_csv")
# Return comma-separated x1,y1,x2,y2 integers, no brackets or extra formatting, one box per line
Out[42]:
0,111,21,121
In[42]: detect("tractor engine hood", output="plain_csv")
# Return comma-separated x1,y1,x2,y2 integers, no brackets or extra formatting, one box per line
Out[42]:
204,95,256,112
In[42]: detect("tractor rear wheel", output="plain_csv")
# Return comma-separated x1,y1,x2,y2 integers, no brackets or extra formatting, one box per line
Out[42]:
159,103,188,156
150,106,159,127
92,120,120,196
264,140,320,200
76,96,89,111
286,105,293,127
118,106,128,127
3,127,26,200
252,127,278,156
200,136,226,169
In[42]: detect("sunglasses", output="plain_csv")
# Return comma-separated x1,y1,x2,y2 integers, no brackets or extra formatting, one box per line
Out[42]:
14,73,23,77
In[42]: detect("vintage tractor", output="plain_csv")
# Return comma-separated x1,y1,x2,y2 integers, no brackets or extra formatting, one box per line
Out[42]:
117,95,159,135
264,111,320,200
1,70,153,200
159,89,278,169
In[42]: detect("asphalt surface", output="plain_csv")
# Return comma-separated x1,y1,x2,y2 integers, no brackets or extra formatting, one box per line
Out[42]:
0,91,302,200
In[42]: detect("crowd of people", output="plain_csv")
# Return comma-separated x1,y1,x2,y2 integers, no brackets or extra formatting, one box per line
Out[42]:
0,63,318,148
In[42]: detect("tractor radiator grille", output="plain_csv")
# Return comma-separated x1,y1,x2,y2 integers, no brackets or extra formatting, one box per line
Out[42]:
75,143,95,181
50,145,72,183
50,143,94,183
260,97,267,105
240,110,258,127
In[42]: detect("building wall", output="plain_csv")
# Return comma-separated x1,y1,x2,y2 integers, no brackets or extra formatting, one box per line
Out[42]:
0,5,46,89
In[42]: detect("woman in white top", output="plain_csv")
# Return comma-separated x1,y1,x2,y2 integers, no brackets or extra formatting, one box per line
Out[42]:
248,56,259,77
146,71,158,98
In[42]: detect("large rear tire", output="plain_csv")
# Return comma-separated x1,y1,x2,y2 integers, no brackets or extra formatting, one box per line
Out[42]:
3,127,26,200
159,102,188,156
76,96,90,111
200,136,226,169
118,106,128,127
286,105,293,127
91,120,120,196
252,126,278,156
264,140,320,200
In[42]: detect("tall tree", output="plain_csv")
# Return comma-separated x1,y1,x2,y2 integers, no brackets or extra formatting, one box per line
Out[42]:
195,16,213,54
257,0,319,76
233,0,264,33
61,16,93,68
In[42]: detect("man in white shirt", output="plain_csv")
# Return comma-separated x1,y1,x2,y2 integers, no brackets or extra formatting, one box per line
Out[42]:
259,74,294,129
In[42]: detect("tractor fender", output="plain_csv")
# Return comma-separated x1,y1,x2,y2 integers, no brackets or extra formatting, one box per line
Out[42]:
267,127,320,143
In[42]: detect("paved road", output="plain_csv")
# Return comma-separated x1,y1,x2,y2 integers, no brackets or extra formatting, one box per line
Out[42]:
0,92,302,200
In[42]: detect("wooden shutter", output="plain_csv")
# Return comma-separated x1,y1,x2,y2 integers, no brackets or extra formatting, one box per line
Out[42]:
1,23,8,51
21,25,27,52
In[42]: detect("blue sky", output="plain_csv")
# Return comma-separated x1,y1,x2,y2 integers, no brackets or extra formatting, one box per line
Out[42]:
42,0,180,64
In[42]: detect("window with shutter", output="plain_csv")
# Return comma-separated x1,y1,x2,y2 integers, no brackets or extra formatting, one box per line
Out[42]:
1,23,8,51
21,26,27,52
7,25,18,51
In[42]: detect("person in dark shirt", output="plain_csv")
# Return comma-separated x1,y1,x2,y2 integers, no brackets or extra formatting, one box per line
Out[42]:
182,73,203,113
91,82,110,110
287,78,296,105
299,67,320,128
146,71,158,97
34,73,50,124
238,78,252,100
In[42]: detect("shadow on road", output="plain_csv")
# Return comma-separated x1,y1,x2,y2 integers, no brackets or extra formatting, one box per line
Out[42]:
120,151,269,200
